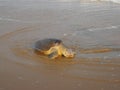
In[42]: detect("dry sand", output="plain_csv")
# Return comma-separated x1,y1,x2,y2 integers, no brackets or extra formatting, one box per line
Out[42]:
0,0,120,90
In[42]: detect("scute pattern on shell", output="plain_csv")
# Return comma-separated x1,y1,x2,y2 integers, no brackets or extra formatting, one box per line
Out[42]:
34,38,62,51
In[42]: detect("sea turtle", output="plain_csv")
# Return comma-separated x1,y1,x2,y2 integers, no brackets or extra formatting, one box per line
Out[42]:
34,38,75,59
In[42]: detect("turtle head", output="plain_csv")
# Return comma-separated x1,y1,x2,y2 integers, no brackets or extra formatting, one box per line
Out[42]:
63,49,75,58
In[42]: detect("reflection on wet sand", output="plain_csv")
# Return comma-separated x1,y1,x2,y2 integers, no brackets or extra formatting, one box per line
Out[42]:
0,0,120,90
0,26,120,90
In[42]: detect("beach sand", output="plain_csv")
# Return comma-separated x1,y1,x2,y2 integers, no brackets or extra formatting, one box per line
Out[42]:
0,0,120,90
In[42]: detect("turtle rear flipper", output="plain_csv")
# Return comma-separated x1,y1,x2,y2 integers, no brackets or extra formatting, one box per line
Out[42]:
48,51,58,59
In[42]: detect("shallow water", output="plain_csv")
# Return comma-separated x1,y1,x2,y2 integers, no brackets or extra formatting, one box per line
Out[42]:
0,0,120,90
0,24,120,90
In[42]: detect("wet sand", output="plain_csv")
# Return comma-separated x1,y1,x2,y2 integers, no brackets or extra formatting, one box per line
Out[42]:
0,0,120,90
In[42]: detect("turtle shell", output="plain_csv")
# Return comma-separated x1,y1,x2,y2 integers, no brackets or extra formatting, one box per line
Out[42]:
34,38,62,51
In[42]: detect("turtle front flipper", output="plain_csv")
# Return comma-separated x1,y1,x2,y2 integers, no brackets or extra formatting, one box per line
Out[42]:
48,51,58,59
